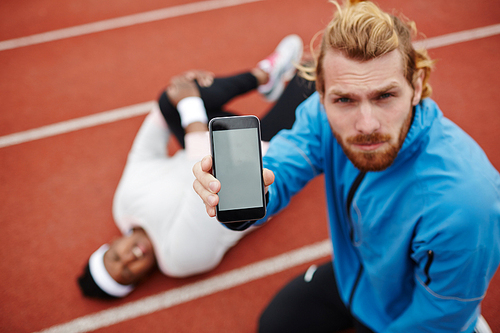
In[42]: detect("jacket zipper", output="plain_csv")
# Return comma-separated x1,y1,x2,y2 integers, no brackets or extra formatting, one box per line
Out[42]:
349,265,364,309
346,171,366,310
347,171,366,241
424,250,434,286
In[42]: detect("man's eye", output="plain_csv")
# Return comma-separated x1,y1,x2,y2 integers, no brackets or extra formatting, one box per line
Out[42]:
378,93,392,100
336,97,351,103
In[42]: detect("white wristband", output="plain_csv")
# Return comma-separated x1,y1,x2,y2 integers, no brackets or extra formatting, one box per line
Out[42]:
177,96,208,128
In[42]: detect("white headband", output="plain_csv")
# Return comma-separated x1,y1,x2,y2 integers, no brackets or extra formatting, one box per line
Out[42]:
89,244,134,297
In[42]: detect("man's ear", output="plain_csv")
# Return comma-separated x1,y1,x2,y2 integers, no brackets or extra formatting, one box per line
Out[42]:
412,69,425,106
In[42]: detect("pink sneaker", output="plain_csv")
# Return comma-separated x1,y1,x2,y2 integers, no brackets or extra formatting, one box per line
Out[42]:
257,34,303,102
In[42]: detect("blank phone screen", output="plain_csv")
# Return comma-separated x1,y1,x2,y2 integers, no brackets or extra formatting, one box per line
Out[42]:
212,128,263,211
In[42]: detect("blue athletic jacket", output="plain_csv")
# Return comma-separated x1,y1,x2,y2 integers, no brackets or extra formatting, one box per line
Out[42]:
258,93,500,332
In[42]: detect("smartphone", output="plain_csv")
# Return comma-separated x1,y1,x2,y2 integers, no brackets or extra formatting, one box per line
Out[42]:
209,115,266,223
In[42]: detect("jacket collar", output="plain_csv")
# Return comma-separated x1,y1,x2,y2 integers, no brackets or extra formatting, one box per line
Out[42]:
391,98,441,168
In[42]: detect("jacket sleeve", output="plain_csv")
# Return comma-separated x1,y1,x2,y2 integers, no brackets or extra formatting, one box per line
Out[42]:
221,94,326,231
385,185,500,332
260,94,326,222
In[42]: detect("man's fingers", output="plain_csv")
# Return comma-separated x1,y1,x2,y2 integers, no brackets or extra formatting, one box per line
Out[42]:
263,168,275,187
206,203,216,218
193,156,273,217
183,70,214,87
197,72,214,87
200,155,222,193
200,155,212,172
190,70,215,87
193,178,219,211
192,156,220,209
192,156,216,186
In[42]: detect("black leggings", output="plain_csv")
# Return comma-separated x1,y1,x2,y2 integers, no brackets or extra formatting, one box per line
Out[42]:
259,262,374,333
157,72,316,147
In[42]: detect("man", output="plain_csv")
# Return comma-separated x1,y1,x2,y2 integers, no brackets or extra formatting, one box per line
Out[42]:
77,34,315,298
192,1,500,332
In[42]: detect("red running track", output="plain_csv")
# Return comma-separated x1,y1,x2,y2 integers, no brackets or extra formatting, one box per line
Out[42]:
0,0,499,332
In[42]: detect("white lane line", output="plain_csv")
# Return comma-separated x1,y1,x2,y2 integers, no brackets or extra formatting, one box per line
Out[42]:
0,0,263,51
0,101,156,148
1,23,499,149
413,23,500,50
36,240,332,333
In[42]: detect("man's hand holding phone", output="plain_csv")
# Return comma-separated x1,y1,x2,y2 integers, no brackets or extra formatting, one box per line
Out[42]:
192,155,275,219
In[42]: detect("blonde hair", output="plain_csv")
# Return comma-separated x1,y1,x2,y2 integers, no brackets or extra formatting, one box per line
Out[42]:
301,0,434,100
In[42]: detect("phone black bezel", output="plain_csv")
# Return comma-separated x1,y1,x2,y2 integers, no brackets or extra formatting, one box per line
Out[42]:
209,115,267,223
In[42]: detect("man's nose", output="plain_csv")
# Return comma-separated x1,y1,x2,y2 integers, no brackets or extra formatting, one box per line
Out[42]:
355,103,380,134
120,251,135,265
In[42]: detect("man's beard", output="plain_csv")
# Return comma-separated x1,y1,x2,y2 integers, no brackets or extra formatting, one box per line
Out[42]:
334,108,413,172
